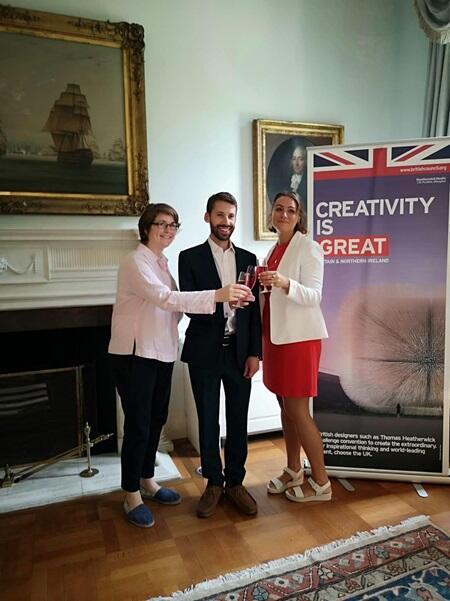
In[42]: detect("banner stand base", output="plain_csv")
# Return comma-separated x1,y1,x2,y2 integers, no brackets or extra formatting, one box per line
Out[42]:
337,478,355,492
325,468,450,485
413,483,428,498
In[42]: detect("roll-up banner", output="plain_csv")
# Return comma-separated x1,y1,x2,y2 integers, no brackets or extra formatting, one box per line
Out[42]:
308,138,450,483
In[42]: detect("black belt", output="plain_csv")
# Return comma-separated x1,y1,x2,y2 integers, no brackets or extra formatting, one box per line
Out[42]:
222,334,236,348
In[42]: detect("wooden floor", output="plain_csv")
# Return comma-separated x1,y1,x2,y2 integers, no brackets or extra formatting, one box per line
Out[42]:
1,434,450,601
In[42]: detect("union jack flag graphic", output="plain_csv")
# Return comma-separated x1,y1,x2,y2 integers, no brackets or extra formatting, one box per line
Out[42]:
313,140,450,180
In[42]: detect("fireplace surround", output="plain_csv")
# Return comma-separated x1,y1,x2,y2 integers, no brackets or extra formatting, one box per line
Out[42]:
0,228,138,465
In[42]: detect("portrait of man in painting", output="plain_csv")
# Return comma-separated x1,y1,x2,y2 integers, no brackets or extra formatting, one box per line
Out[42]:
253,120,344,240
0,31,127,195
266,136,319,213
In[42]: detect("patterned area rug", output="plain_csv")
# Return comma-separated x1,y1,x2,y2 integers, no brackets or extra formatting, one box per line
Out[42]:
151,515,450,600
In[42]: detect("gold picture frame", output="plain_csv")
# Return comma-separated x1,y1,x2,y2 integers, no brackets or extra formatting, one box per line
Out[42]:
253,119,344,240
0,4,148,215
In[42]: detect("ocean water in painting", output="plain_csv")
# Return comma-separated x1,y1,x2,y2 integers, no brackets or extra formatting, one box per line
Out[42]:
0,156,128,195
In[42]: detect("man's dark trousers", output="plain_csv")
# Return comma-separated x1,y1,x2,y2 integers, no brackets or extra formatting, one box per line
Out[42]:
188,339,251,487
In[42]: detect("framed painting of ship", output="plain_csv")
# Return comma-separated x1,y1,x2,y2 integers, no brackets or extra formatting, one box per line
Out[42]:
0,5,148,215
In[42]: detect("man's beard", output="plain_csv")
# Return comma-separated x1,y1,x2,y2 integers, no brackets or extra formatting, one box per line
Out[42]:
210,224,234,241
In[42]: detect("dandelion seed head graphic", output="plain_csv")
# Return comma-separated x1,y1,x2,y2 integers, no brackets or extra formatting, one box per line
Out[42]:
337,286,444,413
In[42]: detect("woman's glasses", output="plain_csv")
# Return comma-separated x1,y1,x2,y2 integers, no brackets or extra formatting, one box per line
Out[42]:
151,221,181,232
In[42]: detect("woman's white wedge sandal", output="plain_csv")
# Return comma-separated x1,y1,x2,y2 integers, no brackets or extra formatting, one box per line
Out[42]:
267,466,304,494
285,477,332,502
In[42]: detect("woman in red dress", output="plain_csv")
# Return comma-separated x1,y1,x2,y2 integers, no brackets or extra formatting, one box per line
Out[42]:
259,192,331,502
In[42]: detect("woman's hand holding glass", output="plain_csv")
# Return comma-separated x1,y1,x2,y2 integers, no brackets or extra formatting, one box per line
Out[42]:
215,283,253,304
259,270,290,292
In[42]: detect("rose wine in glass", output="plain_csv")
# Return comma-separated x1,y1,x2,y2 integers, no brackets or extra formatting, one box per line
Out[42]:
245,265,257,290
257,258,270,293
236,271,248,308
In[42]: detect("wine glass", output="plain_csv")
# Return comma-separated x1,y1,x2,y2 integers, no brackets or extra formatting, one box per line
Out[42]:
245,265,257,290
235,271,249,309
257,257,270,293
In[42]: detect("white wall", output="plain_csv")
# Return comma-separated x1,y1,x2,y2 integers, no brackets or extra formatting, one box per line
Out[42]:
1,0,429,438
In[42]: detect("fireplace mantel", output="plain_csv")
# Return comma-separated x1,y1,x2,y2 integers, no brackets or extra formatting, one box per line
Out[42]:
0,228,138,311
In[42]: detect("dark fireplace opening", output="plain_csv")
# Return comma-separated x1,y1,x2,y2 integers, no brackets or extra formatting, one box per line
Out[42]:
0,366,83,466
0,305,117,468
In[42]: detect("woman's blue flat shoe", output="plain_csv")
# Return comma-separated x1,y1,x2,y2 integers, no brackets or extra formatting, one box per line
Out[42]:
140,486,182,505
123,501,155,527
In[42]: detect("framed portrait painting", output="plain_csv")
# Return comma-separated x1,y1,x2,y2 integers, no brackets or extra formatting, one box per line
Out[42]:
0,4,148,215
253,119,344,240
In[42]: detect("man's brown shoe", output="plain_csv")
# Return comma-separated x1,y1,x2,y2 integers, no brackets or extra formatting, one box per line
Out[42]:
196,485,223,518
225,485,258,515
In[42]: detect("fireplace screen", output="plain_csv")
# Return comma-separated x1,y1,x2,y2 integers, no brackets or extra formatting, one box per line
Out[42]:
0,366,83,467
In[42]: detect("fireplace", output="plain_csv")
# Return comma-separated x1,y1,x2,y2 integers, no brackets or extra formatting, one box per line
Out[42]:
0,228,182,508
0,228,139,470
0,305,118,467
0,366,83,467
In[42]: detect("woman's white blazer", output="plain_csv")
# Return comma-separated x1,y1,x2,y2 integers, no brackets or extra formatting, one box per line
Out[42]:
265,231,328,344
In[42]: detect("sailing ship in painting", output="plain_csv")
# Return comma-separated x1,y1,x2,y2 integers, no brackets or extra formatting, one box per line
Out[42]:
108,138,125,162
43,83,94,167
0,120,7,156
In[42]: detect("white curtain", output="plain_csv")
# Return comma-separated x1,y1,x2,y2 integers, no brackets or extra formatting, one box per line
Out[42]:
423,43,449,136
414,0,450,136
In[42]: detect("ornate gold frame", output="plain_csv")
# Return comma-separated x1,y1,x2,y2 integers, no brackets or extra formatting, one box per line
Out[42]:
0,5,148,215
253,119,344,240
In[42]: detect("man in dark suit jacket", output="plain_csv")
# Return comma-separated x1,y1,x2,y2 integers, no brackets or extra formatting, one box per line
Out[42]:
179,192,262,518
